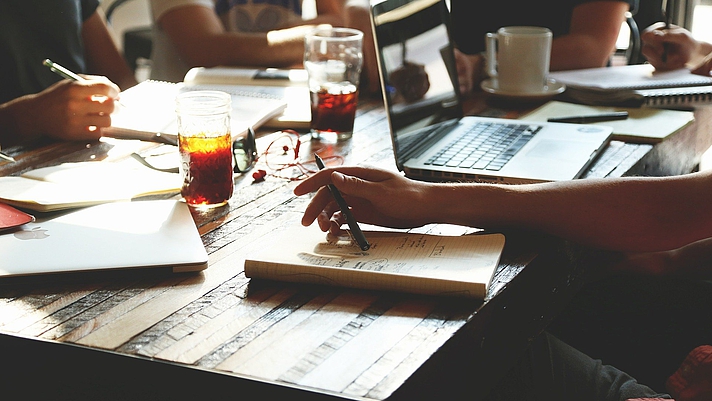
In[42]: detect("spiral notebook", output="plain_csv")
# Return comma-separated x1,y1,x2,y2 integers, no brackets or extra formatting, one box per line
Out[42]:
105,80,287,143
550,64,712,108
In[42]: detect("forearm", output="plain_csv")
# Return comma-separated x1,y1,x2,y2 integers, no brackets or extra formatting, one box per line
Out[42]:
436,173,712,252
82,11,137,90
187,31,305,68
0,96,40,146
550,34,616,70
158,6,308,68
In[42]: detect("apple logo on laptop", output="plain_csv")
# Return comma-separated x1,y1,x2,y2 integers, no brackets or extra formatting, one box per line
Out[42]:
14,226,49,240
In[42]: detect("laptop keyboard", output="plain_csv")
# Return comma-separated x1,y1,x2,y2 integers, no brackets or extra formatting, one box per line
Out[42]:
425,122,542,171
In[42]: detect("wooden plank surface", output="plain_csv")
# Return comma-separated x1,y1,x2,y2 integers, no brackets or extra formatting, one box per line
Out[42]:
1,94,710,399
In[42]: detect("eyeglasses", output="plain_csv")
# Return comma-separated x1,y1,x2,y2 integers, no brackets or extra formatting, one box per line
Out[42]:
233,126,258,173
132,126,258,175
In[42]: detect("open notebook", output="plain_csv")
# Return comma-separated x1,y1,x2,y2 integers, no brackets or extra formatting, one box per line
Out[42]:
105,79,288,143
245,225,505,299
0,200,207,277
550,64,712,108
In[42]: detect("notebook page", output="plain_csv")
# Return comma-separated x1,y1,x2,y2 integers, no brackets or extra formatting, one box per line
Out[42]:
106,80,287,141
550,64,712,91
244,225,505,298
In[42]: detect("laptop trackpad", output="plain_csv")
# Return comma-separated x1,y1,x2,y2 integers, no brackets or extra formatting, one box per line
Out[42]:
525,140,593,163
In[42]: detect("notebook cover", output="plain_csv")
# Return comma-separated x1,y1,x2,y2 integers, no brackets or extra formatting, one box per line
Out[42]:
0,203,34,231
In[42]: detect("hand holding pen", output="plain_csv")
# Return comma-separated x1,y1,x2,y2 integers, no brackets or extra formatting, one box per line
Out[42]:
12,59,123,142
661,0,672,63
43,59,125,108
314,154,370,251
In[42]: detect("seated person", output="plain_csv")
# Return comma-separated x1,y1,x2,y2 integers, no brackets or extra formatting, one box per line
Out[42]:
149,0,379,92
0,0,137,147
293,164,712,400
452,0,634,94
641,22,712,75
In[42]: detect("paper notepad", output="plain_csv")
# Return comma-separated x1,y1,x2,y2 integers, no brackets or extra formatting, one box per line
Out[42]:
105,80,288,143
549,64,712,108
244,225,505,298
520,101,695,143
0,158,181,212
183,67,311,129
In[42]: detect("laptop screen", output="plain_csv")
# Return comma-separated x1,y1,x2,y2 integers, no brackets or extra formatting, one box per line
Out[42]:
371,0,463,166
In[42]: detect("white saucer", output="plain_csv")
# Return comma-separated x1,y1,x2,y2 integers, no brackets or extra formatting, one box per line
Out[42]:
480,79,566,99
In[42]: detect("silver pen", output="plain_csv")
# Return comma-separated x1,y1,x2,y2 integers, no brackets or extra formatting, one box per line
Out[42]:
0,146,15,163
43,59,126,107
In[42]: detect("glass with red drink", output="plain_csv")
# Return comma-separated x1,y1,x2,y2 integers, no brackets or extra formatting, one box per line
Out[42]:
304,27,363,142
176,91,234,208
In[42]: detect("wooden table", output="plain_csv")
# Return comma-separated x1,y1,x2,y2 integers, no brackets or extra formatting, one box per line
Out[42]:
1,94,711,400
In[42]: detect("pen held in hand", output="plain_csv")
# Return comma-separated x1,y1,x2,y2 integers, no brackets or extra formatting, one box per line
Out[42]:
314,154,370,251
547,111,629,124
661,0,672,63
42,59,126,108
0,150,15,163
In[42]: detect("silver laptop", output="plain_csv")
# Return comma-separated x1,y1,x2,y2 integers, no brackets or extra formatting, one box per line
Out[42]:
0,200,208,277
369,0,612,184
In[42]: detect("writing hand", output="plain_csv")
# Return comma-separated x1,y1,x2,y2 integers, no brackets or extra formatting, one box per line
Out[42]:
641,22,696,71
12,77,120,142
294,166,435,235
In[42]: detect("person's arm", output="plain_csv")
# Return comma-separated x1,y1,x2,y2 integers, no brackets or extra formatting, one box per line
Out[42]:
550,1,630,71
454,49,484,95
156,5,321,69
294,166,712,253
82,10,137,90
0,78,120,146
612,237,712,279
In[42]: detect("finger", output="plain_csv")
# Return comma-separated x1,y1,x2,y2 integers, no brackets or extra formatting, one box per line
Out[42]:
75,80,121,100
83,113,113,129
692,59,712,76
301,186,337,226
294,166,392,196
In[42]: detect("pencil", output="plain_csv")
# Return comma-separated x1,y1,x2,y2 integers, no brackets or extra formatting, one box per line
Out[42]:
314,154,370,251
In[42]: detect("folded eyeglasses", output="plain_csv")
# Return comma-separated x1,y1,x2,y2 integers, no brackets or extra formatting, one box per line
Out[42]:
131,127,258,175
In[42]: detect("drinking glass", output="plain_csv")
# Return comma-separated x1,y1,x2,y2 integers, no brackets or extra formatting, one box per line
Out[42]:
176,91,234,208
304,27,363,142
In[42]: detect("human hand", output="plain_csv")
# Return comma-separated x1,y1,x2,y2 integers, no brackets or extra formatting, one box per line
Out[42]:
691,52,712,76
641,22,698,71
21,77,120,142
294,166,435,234
454,49,484,95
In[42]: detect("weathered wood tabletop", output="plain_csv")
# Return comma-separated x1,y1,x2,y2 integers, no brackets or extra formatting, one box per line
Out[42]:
1,94,711,400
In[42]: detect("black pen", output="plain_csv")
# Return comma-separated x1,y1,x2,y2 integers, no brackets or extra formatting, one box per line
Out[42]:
661,0,672,63
314,154,370,251
547,111,629,124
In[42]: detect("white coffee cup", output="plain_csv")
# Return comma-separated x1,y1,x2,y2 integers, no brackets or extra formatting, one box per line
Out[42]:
485,26,553,94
